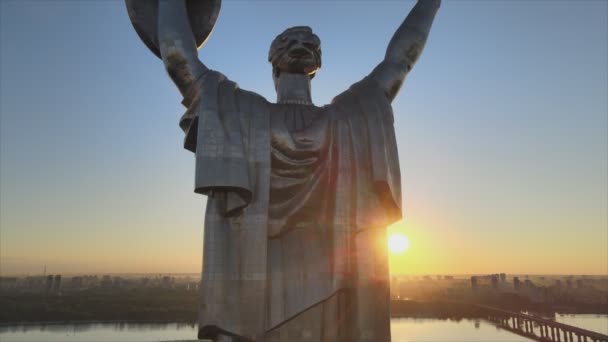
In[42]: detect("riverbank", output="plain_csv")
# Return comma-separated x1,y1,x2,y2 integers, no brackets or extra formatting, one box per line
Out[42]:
0,288,197,324
2,288,605,324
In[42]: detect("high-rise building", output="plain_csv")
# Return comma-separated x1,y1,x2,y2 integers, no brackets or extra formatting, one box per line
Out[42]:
46,275,54,292
513,277,521,291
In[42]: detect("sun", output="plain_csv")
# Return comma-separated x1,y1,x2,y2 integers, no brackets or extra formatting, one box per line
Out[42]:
388,233,410,254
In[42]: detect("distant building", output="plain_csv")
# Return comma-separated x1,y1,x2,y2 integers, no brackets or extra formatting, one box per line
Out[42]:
70,276,83,290
187,282,199,291
499,273,506,283
113,276,124,288
491,274,499,289
576,279,584,289
101,275,113,288
471,276,478,291
86,275,99,287
162,276,174,288
0,277,17,290
46,275,54,292
53,275,62,292
25,276,45,291
513,277,521,291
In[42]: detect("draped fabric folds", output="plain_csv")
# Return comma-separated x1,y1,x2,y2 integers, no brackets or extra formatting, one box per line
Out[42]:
180,70,402,341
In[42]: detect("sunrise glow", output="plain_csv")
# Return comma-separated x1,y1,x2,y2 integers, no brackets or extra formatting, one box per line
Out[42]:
388,233,410,254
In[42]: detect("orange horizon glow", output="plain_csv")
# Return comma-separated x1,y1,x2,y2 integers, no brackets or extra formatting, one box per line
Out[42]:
1,217,606,276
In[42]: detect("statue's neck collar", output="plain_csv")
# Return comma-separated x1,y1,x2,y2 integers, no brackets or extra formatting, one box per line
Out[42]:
275,72,313,105
277,98,313,105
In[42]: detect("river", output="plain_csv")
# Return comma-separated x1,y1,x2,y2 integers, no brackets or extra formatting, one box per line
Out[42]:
1,315,606,341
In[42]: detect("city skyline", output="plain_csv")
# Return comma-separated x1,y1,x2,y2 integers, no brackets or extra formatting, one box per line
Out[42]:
1,0,607,276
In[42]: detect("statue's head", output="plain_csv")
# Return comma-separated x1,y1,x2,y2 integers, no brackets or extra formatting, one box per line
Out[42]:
268,26,322,84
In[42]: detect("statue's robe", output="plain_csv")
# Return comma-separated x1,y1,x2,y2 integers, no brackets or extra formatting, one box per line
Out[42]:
180,70,402,342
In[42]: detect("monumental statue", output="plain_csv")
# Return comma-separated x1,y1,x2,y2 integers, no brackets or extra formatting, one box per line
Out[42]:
126,0,440,341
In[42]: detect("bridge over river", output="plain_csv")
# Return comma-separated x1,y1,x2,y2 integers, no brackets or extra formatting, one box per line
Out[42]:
478,304,608,342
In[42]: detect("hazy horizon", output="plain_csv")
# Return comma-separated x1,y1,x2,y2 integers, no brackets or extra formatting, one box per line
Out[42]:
2,271,607,277
1,1,607,276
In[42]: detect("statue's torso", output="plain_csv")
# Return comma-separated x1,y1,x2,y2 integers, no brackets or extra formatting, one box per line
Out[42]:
268,103,330,237
190,72,399,340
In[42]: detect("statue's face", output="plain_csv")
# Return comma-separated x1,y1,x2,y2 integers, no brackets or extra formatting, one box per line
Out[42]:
269,27,321,78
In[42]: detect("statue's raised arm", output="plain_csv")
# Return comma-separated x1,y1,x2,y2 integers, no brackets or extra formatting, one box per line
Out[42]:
125,0,221,97
158,0,208,96
370,0,441,102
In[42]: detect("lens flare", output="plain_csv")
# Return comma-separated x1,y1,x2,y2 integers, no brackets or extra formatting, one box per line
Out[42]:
388,233,410,254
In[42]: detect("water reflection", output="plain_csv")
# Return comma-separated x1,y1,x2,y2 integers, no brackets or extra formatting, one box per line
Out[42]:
0,322,197,334
555,314,608,335
0,316,605,342
0,322,198,342
391,318,531,342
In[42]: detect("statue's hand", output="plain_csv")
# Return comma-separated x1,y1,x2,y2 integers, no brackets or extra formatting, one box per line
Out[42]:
157,0,209,97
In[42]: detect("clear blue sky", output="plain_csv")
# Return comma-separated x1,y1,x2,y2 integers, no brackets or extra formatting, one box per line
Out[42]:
1,0,606,275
